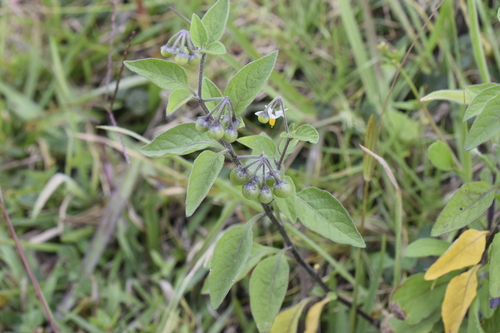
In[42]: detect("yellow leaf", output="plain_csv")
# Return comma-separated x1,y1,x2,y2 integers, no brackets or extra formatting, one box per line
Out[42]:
442,265,479,333
304,297,333,333
424,229,488,280
269,297,312,333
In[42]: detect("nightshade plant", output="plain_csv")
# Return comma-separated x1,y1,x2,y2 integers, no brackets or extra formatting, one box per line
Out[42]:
124,0,373,331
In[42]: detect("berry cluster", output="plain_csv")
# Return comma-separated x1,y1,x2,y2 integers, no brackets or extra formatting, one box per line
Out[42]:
160,30,201,66
195,97,241,143
230,159,293,203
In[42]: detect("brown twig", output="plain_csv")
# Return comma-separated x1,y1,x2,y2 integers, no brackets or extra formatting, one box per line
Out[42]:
0,189,61,333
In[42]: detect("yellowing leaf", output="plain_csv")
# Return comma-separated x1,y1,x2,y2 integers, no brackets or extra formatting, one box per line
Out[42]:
424,229,488,281
269,297,312,333
442,265,480,333
304,297,333,333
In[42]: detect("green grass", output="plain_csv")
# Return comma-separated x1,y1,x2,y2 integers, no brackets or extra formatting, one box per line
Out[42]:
1,0,499,332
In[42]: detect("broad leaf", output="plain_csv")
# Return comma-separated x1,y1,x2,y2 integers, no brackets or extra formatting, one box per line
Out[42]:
280,124,319,143
226,51,278,115
140,123,222,156
237,134,278,158
428,141,454,171
464,93,500,151
420,89,470,104
210,223,253,309
490,233,500,305
391,273,451,325
166,88,193,115
124,58,189,91
236,242,278,282
405,238,450,257
279,138,298,156
202,77,223,110
186,150,224,216
465,83,498,100
269,297,312,333
190,14,208,48
468,296,486,333
250,252,289,333
202,0,229,44
424,229,488,280
442,265,479,333
296,187,365,248
431,182,496,236
274,176,297,223
304,298,333,333
463,85,500,121
388,312,441,333
203,41,227,55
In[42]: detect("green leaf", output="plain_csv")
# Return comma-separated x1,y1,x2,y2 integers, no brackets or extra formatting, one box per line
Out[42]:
166,88,193,115
202,77,223,110
202,0,229,44
236,242,279,282
274,176,297,223
269,297,312,333
490,233,500,302
296,187,365,248
250,252,289,333
279,138,298,156
202,41,227,55
237,134,278,158
124,59,189,91
210,223,254,309
431,182,496,236
280,124,319,143
464,92,500,150
420,89,470,104
465,83,498,100
190,14,208,48
391,273,451,325
388,312,441,333
226,51,278,115
186,150,224,216
385,110,421,143
463,86,500,121
405,238,450,257
428,141,454,171
140,123,223,157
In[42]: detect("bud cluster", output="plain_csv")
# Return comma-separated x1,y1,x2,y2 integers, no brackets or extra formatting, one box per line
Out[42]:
195,98,241,143
160,30,201,66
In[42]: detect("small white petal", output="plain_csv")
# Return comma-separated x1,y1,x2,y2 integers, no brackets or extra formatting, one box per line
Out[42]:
255,111,267,116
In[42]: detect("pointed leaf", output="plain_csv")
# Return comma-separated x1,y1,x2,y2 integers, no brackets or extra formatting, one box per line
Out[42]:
431,182,496,236
428,141,454,171
250,252,289,333
489,233,500,303
140,123,223,156
388,312,441,333
201,0,229,44
464,93,500,150
279,138,298,156
304,297,333,333
463,85,500,121
186,150,224,216
274,176,296,223
225,51,278,115
420,89,470,104
391,273,452,325
465,83,498,100
124,59,189,91
442,265,480,333
203,41,227,55
236,242,279,282
190,14,208,48
210,223,254,309
405,238,450,257
424,229,488,280
269,297,312,333
237,134,278,158
202,77,223,110
166,88,193,115
280,124,319,143
296,187,365,248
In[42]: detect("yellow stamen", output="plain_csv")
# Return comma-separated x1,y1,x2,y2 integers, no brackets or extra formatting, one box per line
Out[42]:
269,118,276,127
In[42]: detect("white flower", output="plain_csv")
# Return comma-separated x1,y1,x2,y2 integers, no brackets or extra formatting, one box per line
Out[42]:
255,106,287,127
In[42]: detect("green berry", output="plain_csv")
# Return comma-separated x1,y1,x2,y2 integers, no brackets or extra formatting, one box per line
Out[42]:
223,127,238,143
273,180,292,198
230,168,249,185
265,171,280,187
160,47,173,58
195,117,210,132
242,182,259,200
174,55,189,66
208,124,225,140
258,115,270,124
258,186,274,204
189,55,201,66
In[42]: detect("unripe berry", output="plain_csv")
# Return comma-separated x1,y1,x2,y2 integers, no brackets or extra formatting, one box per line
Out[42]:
273,180,292,198
174,55,189,66
195,117,210,132
189,55,201,66
258,115,270,124
208,123,225,140
160,46,173,58
223,127,238,143
242,182,259,200
230,168,249,185
258,186,274,204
